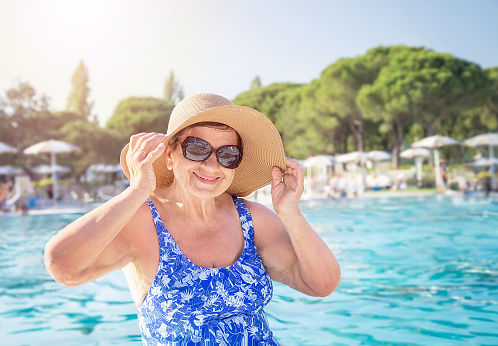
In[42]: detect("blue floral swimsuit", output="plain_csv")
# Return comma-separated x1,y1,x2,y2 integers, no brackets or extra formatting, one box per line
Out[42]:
137,195,279,345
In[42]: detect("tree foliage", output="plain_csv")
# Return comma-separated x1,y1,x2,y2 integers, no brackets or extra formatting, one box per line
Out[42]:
481,67,498,130
357,47,490,167
233,82,303,124
106,97,174,140
67,60,94,118
250,76,262,89
0,82,112,177
1,45,496,182
164,71,184,105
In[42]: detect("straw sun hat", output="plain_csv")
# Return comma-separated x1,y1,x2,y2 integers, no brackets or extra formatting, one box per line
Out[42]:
120,93,286,197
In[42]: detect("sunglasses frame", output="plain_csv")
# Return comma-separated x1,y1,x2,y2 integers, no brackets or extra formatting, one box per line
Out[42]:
180,136,243,169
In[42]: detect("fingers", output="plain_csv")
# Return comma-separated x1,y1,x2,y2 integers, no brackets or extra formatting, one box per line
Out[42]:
144,142,166,165
129,133,146,151
282,158,304,191
129,133,166,155
272,167,283,186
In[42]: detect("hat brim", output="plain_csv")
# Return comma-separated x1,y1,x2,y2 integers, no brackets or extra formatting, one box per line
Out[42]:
120,105,286,197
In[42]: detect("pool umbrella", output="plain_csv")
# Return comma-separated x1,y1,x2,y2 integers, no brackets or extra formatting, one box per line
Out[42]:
0,142,18,154
411,136,460,190
0,165,24,175
335,151,367,163
366,150,392,162
103,163,124,173
400,148,431,186
469,157,498,167
23,140,81,202
32,164,72,174
302,155,335,195
366,150,392,174
89,163,108,172
464,133,498,190
336,152,368,193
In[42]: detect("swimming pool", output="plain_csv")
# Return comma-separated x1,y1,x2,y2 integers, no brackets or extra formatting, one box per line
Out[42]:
1,194,497,345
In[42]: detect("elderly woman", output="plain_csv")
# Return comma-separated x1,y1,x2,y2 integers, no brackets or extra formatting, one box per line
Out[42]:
44,93,340,345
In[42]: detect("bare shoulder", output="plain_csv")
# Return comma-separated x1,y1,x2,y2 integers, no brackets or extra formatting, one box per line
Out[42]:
243,200,281,226
241,199,288,248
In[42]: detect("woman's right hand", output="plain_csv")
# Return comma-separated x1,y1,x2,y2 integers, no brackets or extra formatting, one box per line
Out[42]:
126,132,166,194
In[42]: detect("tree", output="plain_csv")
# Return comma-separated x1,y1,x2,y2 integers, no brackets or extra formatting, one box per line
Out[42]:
480,67,498,130
233,82,303,124
106,97,174,140
58,119,124,177
313,46,424,155
0,82,52,165
164,71,184,105
67,60,94,118
250,76,262,89
277,83,338,158
358,48,490,168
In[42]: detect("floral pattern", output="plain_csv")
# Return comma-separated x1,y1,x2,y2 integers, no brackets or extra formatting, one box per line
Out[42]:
137,196,278,345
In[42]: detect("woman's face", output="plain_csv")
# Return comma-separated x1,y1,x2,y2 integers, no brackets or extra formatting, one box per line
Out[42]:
166,126,239,199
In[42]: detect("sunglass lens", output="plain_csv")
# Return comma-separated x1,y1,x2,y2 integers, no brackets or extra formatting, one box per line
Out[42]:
184,138,211,161
217,146,242,169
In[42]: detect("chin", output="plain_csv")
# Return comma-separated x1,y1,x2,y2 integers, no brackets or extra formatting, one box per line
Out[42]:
190,186,227,199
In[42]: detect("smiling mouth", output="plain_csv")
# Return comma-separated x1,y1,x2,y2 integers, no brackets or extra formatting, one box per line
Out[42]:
193,172,218,182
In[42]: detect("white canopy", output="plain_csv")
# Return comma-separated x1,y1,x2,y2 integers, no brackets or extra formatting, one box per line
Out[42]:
411,135,460,149
336,151,367,163
23,139,81,203
464,133,498,189
464,133,498,147
469,157,498,167
89,163,123,173
302,155,335,168
0,142,18,154
0,165,24,175
32,164,72,174
23,139,81,155
366,150,392,161
411,136,460,190
400,148,431,159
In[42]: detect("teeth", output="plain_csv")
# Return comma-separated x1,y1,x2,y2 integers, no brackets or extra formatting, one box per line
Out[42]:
194,172,216,181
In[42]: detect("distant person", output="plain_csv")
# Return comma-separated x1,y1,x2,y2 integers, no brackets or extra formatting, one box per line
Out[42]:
44,93,341,345
0,178,14,211
483,175,492,196
16,203,29,216
440,161,448,189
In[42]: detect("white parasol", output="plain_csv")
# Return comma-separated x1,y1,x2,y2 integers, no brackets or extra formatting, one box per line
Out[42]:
32,164,72,174
464,133,498,189
469,157,498,167
411,136,460,190
400,148,431,186
103,164,123,173
335,151,367,163
302,155,335,195
0,165,24,175
0,142,18,154
366,150,392,162
23,140,81,202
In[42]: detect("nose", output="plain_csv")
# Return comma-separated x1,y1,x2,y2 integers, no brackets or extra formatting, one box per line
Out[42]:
200,152,220,171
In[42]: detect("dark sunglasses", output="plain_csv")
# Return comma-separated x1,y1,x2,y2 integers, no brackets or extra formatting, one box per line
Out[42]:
180,136,243,169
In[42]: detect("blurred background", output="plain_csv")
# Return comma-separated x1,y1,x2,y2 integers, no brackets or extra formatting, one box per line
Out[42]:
1,1,496,184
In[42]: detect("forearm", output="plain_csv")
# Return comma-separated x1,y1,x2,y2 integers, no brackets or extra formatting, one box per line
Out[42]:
44,187,149,281
278,209,341,296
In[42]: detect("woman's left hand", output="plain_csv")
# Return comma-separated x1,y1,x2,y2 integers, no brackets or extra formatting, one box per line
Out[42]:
271,158,304,214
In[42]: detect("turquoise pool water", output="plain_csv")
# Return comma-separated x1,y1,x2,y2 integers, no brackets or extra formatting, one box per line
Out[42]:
1,195,497,345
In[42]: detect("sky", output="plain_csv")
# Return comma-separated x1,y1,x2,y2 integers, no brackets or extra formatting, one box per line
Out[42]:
1,0,497,126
